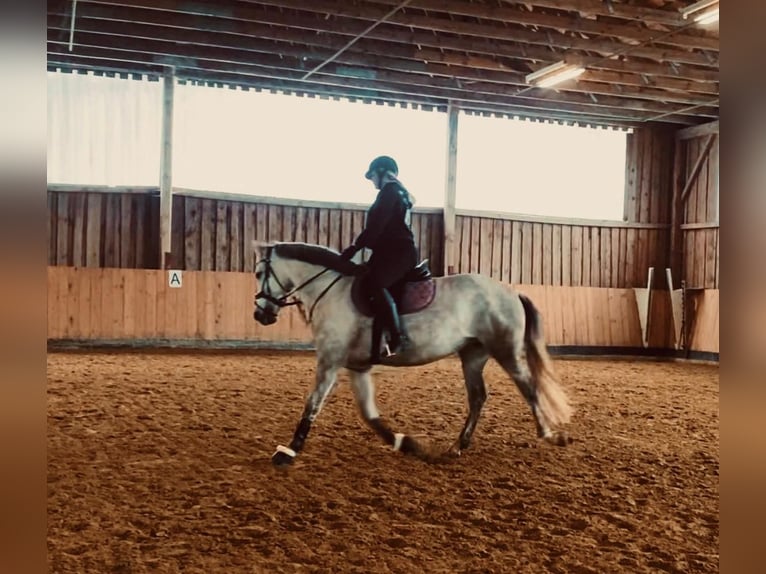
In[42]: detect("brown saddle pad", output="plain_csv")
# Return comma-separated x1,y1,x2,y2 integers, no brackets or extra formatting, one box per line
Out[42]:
350,261,436,317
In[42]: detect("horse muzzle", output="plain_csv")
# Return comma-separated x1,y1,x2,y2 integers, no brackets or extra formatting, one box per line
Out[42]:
254,307,278,325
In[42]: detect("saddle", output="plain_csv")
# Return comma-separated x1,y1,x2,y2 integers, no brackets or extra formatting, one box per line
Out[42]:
351,260,436,317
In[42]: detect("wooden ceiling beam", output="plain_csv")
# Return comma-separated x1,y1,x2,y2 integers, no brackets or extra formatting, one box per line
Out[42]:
49,25,717,118
252,0,719,51
68,0,719,64
46,55,682,128
580,69,716,96
47,40,703,125
498,0,691,26
48,9,718,93
53,4,719,72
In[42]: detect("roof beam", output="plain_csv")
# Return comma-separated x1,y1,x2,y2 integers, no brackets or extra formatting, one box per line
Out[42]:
253,0,719,51
48,10,718,90
676,120,719,140
45,57,676,128
299,0,413,80
47,38,708,124
48,25,717,117
54,3,719,70
498,0,692,26
68,0,719,63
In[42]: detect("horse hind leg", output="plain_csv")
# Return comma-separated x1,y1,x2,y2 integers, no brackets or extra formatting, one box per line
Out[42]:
494,336,567,446
348,368,422,458
456,341,489,453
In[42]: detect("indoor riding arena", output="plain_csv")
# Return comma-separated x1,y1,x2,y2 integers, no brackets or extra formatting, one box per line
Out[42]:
47,2,719,573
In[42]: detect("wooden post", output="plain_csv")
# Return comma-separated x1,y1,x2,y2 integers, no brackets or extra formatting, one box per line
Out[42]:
443,102,459,275
669,132,715,283
159,67,175,269
679,133,715,204
669,137,685,281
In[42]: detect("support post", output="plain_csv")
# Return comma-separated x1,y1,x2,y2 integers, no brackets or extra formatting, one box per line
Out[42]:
680,133,715,204
669,137,685,281
159,67,175,269
443,102,459,275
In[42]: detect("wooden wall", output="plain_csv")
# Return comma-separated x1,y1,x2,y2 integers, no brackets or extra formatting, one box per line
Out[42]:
47,185,672,289
680,132,719,289
168,192,444,274
45,126,718,356
47,266,311,344
47,187,160,268
452,214,668,288
48,266,657,348
624,127,675,225
47,188,444,275
49,266,716,354
686,289,719,354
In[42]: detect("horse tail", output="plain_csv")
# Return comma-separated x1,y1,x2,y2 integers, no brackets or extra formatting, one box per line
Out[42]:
519,293,572,427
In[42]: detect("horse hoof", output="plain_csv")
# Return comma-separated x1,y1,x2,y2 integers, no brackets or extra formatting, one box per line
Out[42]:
545,432,571,447
271,450,296,467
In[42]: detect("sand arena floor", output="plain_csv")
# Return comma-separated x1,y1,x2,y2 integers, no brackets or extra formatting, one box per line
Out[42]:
47,351,718,573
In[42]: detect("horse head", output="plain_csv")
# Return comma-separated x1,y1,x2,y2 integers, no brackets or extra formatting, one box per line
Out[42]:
253,241,295,326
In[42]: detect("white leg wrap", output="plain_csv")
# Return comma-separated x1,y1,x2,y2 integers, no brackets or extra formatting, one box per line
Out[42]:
393,433,405,452
275,445,296,458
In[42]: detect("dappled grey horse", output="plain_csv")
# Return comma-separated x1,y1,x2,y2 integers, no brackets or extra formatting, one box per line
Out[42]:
253,242,572,466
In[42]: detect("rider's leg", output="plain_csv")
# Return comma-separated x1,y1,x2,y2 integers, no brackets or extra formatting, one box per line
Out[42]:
366,249,417,361
370,286,409,356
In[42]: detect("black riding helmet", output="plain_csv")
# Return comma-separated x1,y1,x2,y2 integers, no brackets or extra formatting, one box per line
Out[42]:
364,155,398,180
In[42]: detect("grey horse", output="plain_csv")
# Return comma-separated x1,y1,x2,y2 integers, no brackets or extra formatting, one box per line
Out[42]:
253,241,572,466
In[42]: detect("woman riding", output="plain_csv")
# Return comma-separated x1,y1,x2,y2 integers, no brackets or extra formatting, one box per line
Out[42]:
340,155,418,362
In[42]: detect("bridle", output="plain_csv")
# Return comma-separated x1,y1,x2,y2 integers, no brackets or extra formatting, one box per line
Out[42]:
254,253,345,322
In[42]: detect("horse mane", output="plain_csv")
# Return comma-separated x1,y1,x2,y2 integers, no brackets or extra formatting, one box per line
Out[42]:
272,242,362,276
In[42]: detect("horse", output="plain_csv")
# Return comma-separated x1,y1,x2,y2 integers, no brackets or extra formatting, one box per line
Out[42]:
252,241,572,467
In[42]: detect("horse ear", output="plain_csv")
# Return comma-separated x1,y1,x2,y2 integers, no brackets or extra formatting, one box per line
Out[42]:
252,240,273,259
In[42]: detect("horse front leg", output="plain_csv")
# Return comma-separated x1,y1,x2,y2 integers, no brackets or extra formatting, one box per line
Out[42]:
271,358,340,467
455,341,489,454
348,369,422,457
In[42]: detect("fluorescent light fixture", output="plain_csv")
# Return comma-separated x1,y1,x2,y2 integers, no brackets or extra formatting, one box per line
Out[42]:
526,61,585,88
693,7,718,24
681,0,719,24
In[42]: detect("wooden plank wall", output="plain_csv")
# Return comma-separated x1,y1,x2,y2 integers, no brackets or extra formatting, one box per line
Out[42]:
47,266,312,344
453,216,668,288
686,289,719,353
47,189,160,268
624,127,674,225
169,194,444,274
49,266,657,348
49,265,717,354
681,133,719,289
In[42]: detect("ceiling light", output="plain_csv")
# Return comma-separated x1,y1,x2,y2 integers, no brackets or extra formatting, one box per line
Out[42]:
526,61,585,88
681,0,719,25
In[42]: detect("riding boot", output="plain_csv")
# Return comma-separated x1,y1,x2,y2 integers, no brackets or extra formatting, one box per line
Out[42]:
369,315,385,365
373,288,410,356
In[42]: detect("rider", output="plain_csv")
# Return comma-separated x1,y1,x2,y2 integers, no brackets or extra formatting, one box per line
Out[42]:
340,155,418,362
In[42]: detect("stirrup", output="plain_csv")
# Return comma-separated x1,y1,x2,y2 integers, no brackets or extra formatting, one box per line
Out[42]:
384,334,410,357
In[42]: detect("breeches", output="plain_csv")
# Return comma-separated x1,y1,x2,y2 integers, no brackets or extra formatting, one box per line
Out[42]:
366,247,418,290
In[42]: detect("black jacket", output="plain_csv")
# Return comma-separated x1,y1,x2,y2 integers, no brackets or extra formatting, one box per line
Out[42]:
354,181,416,254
